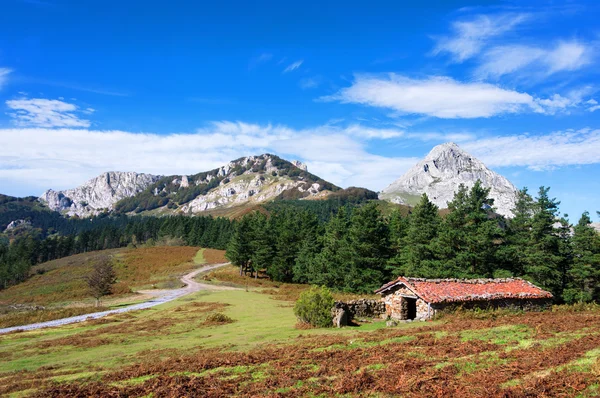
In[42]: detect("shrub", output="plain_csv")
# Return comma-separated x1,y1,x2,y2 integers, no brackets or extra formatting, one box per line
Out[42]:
293,286,334,328
203,312,234,325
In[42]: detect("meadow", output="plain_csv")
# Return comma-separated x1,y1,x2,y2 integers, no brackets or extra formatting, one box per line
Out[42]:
0,258,599,396
0,246,225,328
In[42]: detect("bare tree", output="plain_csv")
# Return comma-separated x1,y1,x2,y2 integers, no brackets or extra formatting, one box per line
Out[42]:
86,256,117,307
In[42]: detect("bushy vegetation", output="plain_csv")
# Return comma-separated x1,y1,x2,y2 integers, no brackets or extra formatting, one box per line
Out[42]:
293,286,335,327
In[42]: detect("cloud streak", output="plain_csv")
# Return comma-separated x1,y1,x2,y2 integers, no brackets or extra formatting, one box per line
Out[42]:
322,74,579,119
476,40,592,79
6,98,92,128
0,68,11,90
283,60,303,73
433,13,530,62
463,128,600,170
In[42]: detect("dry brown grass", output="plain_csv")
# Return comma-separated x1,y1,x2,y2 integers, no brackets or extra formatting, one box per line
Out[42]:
28,308,600,398
117,246,200,288
0,306,110,329
201,248,227,264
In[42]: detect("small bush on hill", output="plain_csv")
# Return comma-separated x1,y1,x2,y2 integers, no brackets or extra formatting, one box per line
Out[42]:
293,286,334,328
203,312,234,325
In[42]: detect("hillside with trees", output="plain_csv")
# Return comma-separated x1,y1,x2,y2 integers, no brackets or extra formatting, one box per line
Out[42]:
228,182,600,303
2,181,599,304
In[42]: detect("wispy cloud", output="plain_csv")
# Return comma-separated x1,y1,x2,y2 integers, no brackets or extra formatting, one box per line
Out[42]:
26,78,130,97
283,60,303,73
0,68,11,90
433,13,530,62
6,98,92,128
248,53,273,70
299,76,322,89
463,128,600,170
321,74,578,119
476,40,592,79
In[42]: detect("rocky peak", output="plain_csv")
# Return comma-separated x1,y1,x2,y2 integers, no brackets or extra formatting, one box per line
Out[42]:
40,171,160,217
291,160,308,171
380,142,519,217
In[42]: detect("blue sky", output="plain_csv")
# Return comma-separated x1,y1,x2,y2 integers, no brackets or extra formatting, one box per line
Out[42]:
0,0,599,220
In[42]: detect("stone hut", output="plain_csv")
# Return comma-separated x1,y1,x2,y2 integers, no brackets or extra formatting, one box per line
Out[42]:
375,277,553,321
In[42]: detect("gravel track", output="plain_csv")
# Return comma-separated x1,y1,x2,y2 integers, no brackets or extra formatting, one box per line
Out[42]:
0,262,230,335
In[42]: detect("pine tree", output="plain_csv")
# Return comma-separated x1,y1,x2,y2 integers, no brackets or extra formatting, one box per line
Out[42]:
226,217,253,276
308,206,353,288
344,202,390,292
564,211,600,302
523,187,562,297
399,194,441,277
435,181,503,278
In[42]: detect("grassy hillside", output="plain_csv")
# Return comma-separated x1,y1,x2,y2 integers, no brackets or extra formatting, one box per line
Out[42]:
0,281,599,396
0,247,226,328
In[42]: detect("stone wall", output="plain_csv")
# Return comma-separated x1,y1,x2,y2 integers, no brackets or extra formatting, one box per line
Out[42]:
332,299,386,327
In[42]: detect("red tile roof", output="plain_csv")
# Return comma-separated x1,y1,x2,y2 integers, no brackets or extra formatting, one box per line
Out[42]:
375,277,552,303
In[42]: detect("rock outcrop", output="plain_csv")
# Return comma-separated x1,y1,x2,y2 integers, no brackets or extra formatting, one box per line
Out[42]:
380,142,519,217
40,171,160,217
4,219,32,232
179,155,321,213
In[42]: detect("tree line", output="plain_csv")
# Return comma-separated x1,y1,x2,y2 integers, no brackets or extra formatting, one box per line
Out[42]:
0,215,233,289
227,182,600,303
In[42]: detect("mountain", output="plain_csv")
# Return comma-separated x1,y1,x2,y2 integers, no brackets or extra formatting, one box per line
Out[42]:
40,172,161,217
379,142,519,217
38,154,342,218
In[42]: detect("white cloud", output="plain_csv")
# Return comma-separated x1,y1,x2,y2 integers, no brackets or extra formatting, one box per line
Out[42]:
283,60,303,73
0,122,419,194
321,74,568,118
0,68,11,90
433,13,530,62
248,53,273,70
299,76,321,89
476,40,592,79
6,98,91,128
1,122,600,197
589,105,600,112
462,128,600,170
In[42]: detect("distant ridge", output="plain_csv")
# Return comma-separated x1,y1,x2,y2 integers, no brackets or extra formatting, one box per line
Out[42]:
38,154,341,218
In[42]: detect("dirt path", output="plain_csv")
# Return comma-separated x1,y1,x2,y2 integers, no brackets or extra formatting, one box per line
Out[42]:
0,262,232,335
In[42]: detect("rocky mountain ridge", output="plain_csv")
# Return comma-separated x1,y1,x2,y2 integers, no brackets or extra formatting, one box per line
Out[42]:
379,142,519,217
38,155,336,218
40,172,161,217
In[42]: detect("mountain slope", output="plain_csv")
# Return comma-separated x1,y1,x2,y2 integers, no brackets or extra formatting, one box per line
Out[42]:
380,142,519,217
38,154,341,218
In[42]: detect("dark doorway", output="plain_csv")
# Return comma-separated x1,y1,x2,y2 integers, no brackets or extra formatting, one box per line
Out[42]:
405,297,417,320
